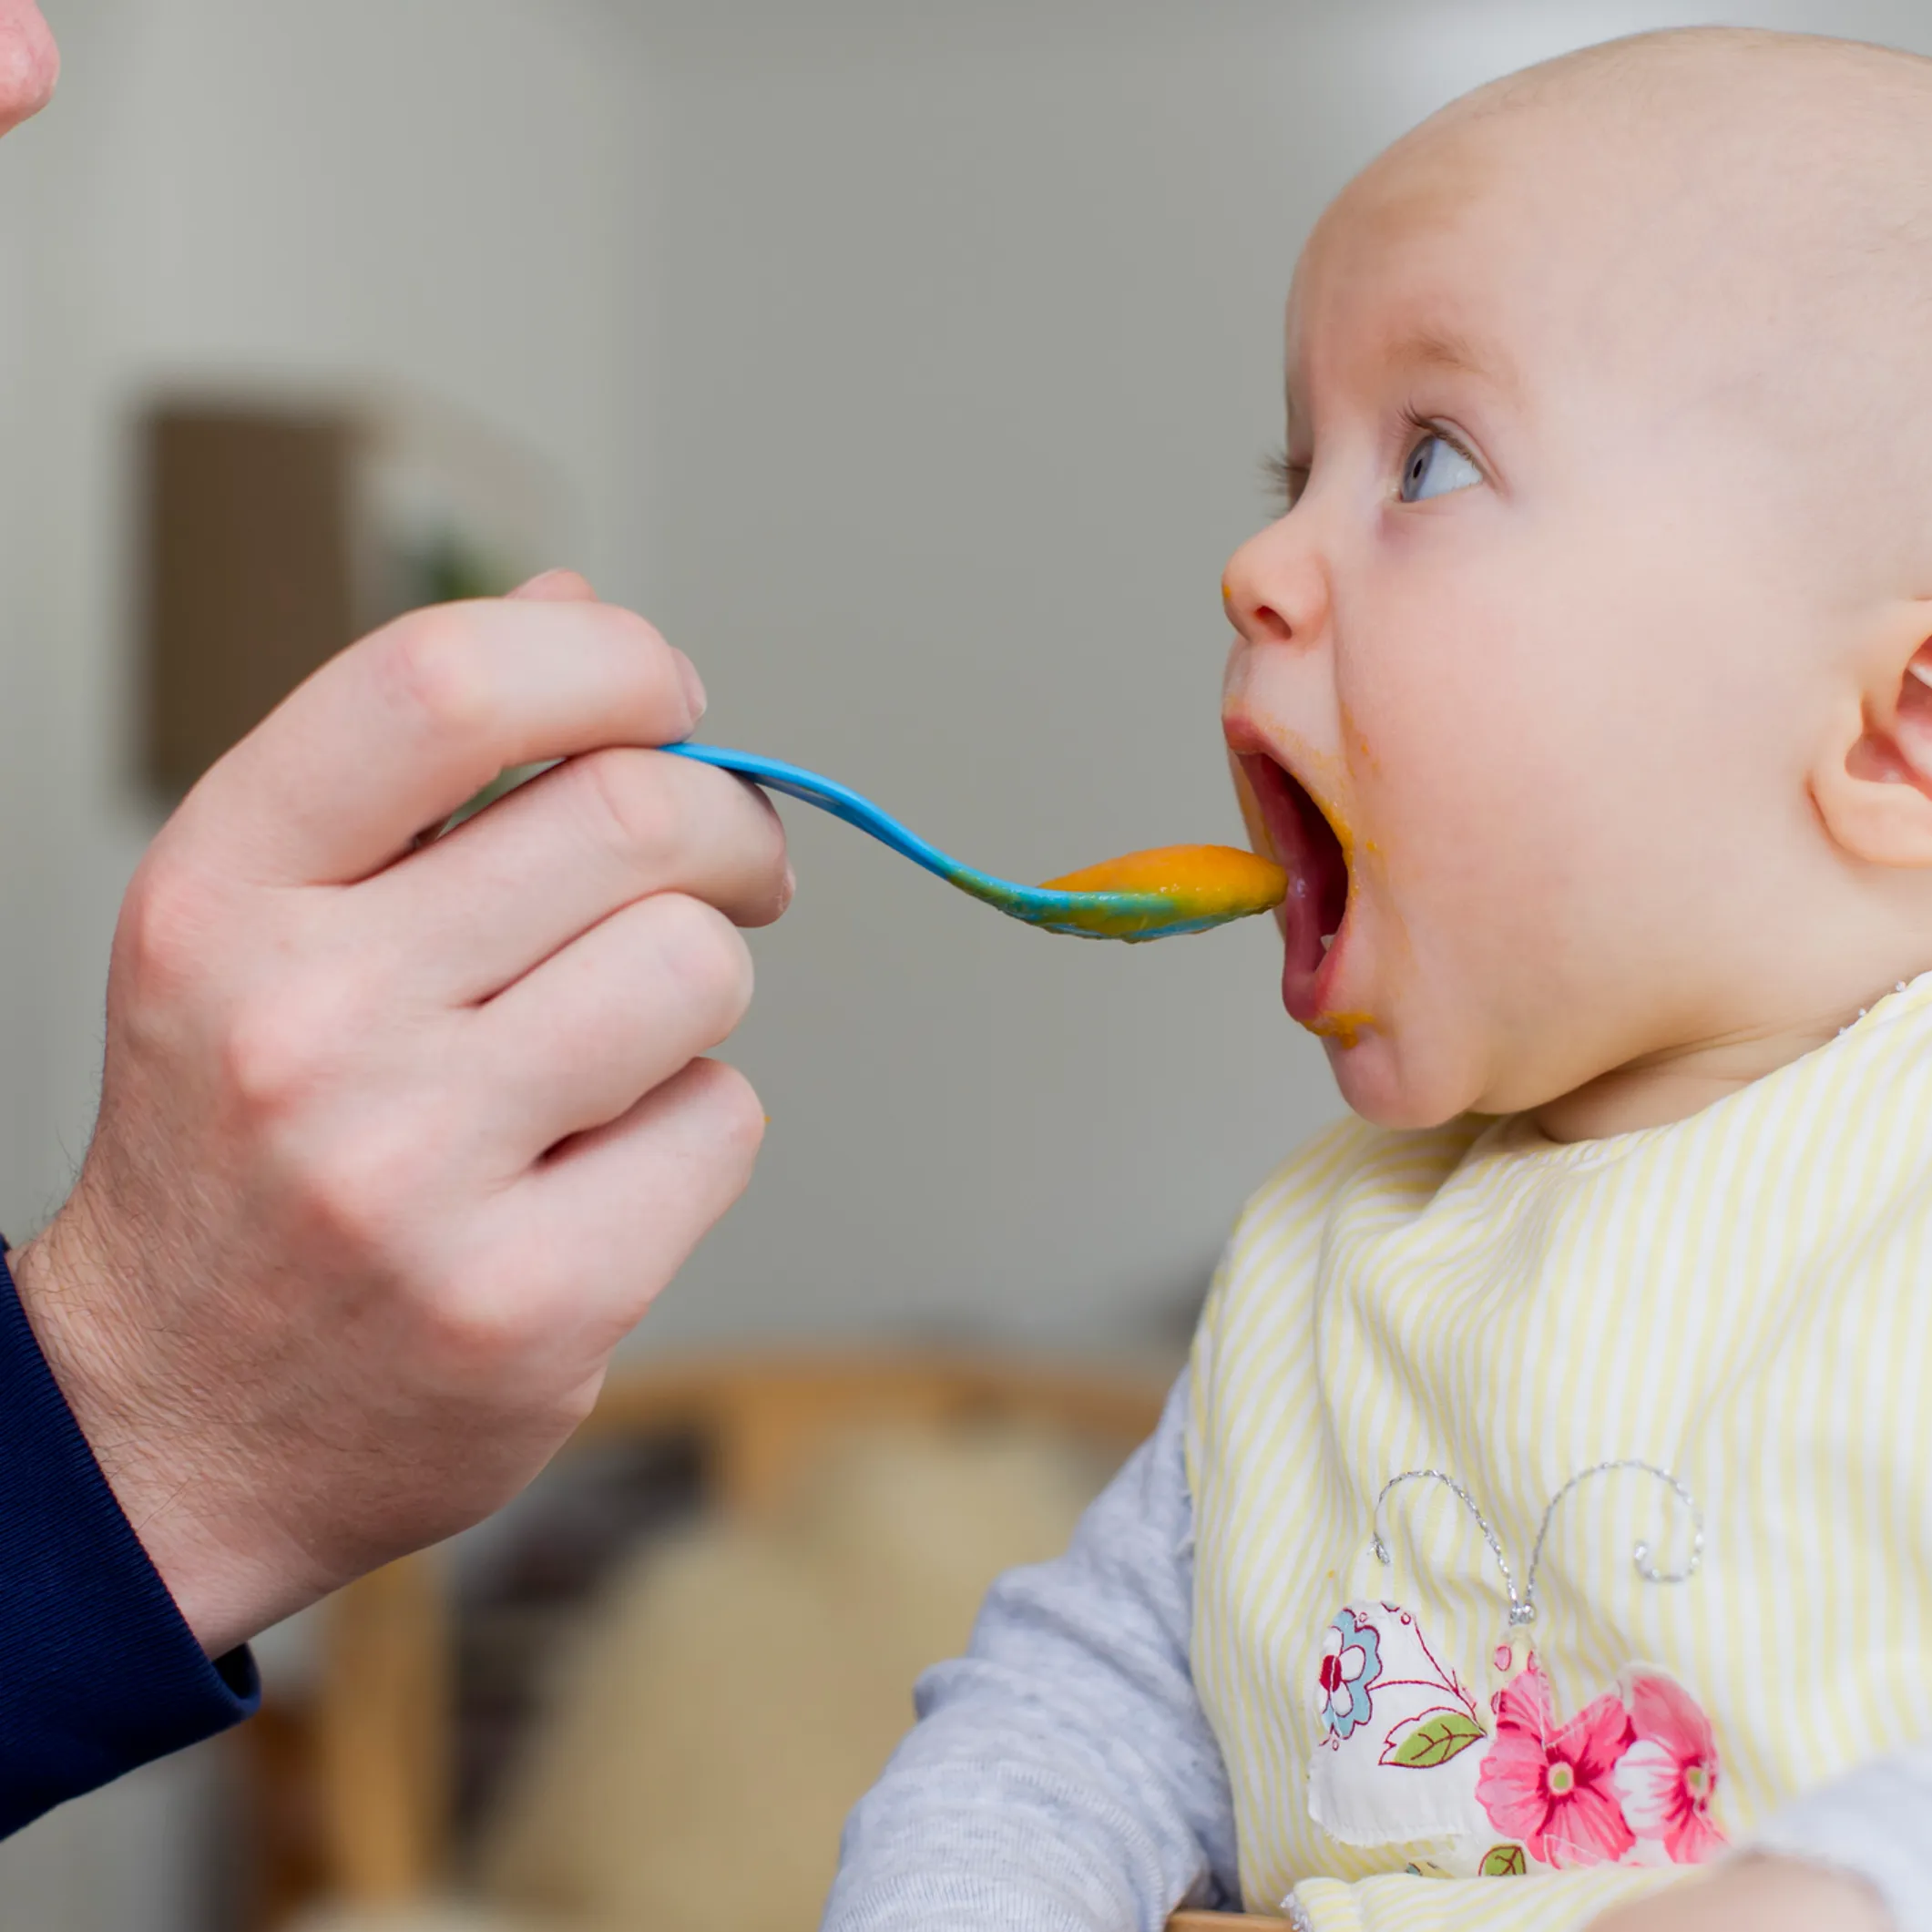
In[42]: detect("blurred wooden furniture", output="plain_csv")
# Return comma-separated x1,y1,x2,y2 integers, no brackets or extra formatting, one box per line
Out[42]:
1169,1920,1278,1929
274,1350,1181,1926
140,404,359,796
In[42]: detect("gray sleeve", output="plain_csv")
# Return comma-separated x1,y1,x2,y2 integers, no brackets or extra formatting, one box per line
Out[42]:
1753,1746,1932,1931
820,1372,1238,1932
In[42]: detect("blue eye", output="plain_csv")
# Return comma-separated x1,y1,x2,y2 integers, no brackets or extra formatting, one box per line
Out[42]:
1398,432,1481,503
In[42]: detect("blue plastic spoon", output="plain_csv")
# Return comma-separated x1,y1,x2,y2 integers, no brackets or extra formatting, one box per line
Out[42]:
662,741,1286,943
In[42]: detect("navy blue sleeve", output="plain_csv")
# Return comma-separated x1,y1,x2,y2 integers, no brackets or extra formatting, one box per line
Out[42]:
0,1245,258,1835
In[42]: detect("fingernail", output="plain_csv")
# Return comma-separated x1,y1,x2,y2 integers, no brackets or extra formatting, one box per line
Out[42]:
781,862,798,911
675,649,708,725
509,567,596,602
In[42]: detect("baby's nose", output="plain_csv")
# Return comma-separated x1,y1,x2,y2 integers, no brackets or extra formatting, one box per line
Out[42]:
0,3,57,140
1222,521,1328,651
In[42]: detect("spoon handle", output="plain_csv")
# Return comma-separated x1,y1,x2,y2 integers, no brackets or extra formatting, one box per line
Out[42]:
660,741,973,889
658,739,1275,942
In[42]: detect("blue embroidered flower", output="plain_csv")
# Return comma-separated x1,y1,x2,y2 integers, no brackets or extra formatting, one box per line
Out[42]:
1317,1608,1383,1740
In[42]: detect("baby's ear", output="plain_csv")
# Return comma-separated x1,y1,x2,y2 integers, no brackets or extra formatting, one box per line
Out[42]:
1814,608,1932,866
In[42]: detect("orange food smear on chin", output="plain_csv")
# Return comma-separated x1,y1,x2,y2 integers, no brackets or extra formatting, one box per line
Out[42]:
1040,843,1287,913
1306,1009,1374,1049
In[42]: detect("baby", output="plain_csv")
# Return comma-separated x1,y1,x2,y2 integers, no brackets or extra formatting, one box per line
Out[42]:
823,27,1932,1932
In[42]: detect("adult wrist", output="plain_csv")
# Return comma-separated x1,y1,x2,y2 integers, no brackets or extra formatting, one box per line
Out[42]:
6,1201,310,1657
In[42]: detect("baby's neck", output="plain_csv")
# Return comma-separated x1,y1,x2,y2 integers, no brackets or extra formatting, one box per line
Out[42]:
1530,1000,1876,1143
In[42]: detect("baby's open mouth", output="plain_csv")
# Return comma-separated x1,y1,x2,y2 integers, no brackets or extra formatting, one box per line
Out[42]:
1238,752,1350,1024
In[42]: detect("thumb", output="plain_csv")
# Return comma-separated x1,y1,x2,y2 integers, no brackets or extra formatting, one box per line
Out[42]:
507,567,598,604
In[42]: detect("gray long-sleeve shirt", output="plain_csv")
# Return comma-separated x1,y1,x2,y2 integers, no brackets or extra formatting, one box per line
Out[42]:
823,1375,1932,1932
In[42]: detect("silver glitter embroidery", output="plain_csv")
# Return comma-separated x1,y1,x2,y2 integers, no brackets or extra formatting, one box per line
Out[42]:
1371,1458,1702,1628
1371,1468,1527,1622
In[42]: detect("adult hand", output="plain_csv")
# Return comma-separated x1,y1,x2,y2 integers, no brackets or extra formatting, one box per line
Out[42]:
8,571,789,1657
1584,1856,1889,1932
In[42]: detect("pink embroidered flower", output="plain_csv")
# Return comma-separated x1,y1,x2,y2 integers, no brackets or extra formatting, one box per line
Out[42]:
1613,1671,1726,1863
1475,1658,1636,1868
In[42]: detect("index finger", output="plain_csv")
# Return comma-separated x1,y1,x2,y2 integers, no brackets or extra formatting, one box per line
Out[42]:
177,596,708,885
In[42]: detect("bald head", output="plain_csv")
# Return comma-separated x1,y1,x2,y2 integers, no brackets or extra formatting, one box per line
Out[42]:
1318,28,1932,588
1472,25,1932,126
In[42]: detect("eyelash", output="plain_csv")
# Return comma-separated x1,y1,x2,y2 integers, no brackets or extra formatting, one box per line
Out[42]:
1262,446,1303,516
1262,410,1483,516
1395,407,1485,494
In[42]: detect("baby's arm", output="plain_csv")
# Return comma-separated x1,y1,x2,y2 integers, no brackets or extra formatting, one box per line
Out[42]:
1286,1742,1921,1932
1572,1733,1932,1932
1581,1857,1889,1932
1743,1746,1932,1931
821,1375,1240,1932
1283,1731,1922,1931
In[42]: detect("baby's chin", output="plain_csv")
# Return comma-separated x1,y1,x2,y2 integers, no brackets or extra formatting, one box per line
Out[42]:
1315,1016,1487,1131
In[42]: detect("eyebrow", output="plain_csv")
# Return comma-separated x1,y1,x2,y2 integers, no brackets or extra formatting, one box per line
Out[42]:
1385,324,1517,389
1281,322,1518,439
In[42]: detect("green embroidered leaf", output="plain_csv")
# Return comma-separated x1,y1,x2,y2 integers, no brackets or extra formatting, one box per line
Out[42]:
1383,1709,1486,1768
1480,1845,1528,1877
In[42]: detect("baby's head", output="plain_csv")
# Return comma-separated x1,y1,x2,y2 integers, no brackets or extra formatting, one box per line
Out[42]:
1223,27,1932,1139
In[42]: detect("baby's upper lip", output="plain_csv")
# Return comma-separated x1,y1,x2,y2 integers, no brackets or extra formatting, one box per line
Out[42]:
1221,710,1274,763
1222,711,1341,844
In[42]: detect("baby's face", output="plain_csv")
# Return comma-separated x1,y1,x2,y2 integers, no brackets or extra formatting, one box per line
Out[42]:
1221,113,1846,1130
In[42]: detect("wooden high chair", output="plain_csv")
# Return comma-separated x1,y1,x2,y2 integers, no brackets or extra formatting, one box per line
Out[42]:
273,1349,1270,1928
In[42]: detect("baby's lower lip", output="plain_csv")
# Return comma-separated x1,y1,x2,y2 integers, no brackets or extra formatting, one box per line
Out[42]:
1290,920,1347,1025
1236,751,1350,1026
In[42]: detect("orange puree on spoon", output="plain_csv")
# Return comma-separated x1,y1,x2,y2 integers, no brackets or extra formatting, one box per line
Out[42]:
1042,845,1289,925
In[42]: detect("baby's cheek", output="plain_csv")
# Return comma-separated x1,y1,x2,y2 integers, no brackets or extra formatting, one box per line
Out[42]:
1339,829,1516,1114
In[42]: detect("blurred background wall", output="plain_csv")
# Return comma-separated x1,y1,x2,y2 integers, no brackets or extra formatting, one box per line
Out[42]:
5,0,1932,1926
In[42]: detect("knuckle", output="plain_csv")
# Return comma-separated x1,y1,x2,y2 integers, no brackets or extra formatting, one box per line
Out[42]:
583,603,685,714
220,978,347,1119
220,1007,307,1118
118,856,216,999
553,1375,604,1433
601,602,669,658
649,894,753,1018
289,1125,422,1257
572,750,679,875
414,1275,545,1381
379,608,496,741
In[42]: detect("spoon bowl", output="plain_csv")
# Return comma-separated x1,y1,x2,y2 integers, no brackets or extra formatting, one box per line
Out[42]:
662,741,1285,942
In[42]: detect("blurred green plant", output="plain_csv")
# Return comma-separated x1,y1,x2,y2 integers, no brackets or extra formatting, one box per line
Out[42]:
406,527,518,608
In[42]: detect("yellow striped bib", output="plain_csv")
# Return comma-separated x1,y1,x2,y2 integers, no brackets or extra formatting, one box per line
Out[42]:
1186,976,1932,1928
